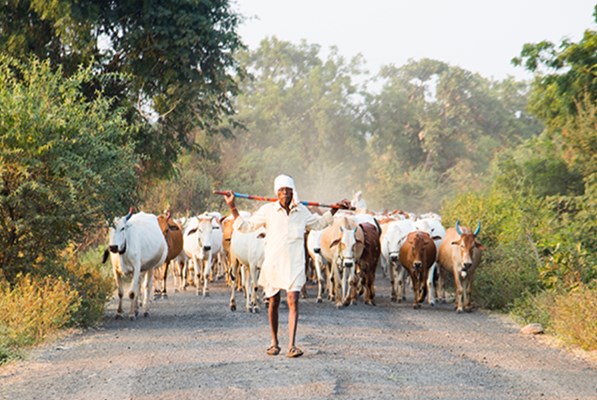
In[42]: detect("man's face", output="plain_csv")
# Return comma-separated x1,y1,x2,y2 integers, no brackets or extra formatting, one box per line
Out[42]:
277,187,293,207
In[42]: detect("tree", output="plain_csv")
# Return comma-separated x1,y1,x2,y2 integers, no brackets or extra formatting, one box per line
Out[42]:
365,59,541,211
0,0,246,178
512,5,597,133
0,57,139,281
218,37,369,204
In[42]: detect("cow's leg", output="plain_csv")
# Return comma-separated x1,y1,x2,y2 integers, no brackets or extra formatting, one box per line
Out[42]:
180,259,188,290
240,264,251,312
325,262,334,301
314,256,324,303
141,270,153,318
341,266,355,307
333,262,343,308
464,270,476,312
229,259,237,311
202,252,212,297
389,260,398,302
250,262,260,313
349,268,358,305
191,256,201,296
128,264,142,320
160,262,168,298
114,272,125,319
397,265,407,302
427,262,438,306
452,271,464,313
380,255,388,278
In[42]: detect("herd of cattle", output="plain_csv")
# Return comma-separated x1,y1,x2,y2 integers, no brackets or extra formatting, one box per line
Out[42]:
102,207,485,320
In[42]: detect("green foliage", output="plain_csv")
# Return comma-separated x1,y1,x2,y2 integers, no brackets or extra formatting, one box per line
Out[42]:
0,0,246,178
440,187,547,310
492,136,584,198
367,59,541,211
61,246,114,328
510,290,556,329
0,56,139,282
512,7,597,132
219,38,369,205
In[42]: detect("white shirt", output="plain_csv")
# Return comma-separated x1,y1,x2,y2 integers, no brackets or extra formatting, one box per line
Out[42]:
233,202,333,295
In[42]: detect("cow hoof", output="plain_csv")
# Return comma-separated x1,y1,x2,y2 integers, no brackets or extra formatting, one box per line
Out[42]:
144,312,149,318
429,300,436,307
115,314,124,320
456,308,463,313
316,298,322,304
390,297,397,303
335,303,344,310
129,315,137,321
413,304,421,309
230,304,236,311
254,307,260,314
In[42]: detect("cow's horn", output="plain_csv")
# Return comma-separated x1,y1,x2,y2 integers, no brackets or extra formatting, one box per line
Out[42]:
455,220,462,235
474,221,481,236
125,207,134,221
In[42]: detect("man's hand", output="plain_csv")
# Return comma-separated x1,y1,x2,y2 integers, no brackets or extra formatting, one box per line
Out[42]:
330,199,352,215
224,191,239,219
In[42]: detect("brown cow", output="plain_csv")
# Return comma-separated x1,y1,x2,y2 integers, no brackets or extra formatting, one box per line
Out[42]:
356,222,381,306
399,230,438,309
436,221,485,313
153,212,183,298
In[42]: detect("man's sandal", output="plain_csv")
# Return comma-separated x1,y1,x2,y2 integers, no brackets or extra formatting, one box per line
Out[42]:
286,346,303,358
266,345,281,356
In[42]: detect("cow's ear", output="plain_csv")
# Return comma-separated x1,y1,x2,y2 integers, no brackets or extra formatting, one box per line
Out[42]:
451,240,459,245
330,239,341,247
474,240,485,250
257,232,266,239
432,235,442,241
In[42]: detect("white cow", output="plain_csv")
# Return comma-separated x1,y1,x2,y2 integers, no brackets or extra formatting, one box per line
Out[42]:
228,227,265,312
183,215,222,297
414,216,446,305
319,215,365,308
105,210,168,320
306,228,330,303
381,218,415,302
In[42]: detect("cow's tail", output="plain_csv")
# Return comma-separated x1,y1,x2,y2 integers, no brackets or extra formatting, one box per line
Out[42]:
102,248,110,264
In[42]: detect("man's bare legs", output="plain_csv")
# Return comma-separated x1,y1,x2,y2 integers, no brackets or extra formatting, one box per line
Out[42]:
287,291,300,351
268,292,280,350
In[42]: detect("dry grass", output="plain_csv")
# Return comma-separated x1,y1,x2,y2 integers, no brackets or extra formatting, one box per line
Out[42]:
550,284,597,351
0,274,80,362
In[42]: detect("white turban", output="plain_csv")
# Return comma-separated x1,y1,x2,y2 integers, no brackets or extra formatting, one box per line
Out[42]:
274,174,300,205
274,174,296,193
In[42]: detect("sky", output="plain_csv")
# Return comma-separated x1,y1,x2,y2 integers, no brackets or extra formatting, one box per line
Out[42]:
232,0,596,83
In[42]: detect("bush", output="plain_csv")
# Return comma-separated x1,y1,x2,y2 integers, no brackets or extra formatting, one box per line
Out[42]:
61,246,115,328
550,284,597,351
0,55,139,283
440,187,546,310
511,290,556,329
0,274,80,364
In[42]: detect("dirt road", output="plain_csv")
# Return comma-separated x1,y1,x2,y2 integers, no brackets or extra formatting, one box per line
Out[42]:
1,275,596,400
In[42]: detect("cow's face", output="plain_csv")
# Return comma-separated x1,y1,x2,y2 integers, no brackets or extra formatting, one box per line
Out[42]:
452,233,484,278
195,218,214,254
330,226,360,268
109,216,130,254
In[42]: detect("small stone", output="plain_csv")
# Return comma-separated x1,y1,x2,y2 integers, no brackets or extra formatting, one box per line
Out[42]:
521,323,544,335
